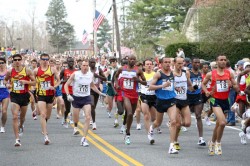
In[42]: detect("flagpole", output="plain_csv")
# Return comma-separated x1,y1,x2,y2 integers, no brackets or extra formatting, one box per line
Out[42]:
93,0,97,57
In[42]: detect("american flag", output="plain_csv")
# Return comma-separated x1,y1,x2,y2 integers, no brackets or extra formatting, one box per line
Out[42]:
82,30,88,45
93,10,105,31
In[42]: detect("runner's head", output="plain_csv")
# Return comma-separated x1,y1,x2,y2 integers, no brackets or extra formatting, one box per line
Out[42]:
80,59,89,73
216,54,227,69
192,57,200,71
12,54,23,67
161,57,171,71
174,57,184,71
128,55,136,67
0,57,6,69
89,58,96,69
143,59,153,72
67,57,74,68
40,53,50,66
109,56,117,68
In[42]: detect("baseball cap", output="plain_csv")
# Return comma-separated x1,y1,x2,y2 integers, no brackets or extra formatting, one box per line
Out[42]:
243,62,250,69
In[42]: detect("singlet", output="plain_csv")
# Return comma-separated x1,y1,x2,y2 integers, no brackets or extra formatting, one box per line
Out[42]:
155,71,176,100
202,73,212,93
210,69,230,100
11,67,30,94
174,70,188,100
120,65,138,98
0,73,8,93
36,66,55,96
107,66,117,84
72,70,93,97
141,71,155,95
92,68,100,87
62,68,77,94
187,70,202,95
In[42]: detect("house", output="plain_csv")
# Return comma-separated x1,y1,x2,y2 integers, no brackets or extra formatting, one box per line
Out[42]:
64,41,94,56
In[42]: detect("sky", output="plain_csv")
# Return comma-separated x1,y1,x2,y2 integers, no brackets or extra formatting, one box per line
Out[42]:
0,0,116,40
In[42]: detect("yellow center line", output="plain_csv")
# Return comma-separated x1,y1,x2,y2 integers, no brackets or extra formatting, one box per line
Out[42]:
77,122,144,166
76,128,130,166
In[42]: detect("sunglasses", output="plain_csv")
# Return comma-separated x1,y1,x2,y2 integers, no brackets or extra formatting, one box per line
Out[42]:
41,58,50,61
0,62,5,64
13,59,22,62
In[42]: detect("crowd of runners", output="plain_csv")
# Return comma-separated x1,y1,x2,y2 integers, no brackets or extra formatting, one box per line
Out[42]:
0,52,250,155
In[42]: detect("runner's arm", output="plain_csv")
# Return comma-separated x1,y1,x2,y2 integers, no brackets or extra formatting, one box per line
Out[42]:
64,73,75,95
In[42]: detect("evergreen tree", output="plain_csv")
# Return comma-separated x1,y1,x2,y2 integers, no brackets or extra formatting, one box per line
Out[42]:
45,0,75,53
97,19,112,54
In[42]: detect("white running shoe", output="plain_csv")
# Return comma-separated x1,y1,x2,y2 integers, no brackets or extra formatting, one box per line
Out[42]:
124,135,131,145
197,138,206,146
62,121,69,128
246,127,250,139
81,137,89,147
44,135,50,145
181,126,187,132
149,125,154,134
90,120,93,125
241,120,246,130
168,147,178,154
147,132,155,145
19,127,24,136
157,127,162,134
92,123,97,130
205,117,211,126
0,127,5,133
14,139,21,147
108,112,111,118
69,120,74,124
136,123,141,130
239,131,247,145
73,127,80,135
114,119,119,128
120,125,125,134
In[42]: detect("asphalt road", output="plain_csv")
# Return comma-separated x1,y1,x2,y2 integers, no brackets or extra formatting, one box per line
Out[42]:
0,102,249,166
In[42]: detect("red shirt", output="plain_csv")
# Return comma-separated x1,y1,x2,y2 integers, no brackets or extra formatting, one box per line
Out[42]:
62,68,77,94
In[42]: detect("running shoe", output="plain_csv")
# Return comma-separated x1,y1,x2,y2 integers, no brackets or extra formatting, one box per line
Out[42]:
208,141,215,156
124,135,131,145
197,138,206,146
81,137,89,147
44,135,50,145
181,126,187,132
120,125,125,134
215,142,222,155
108,112,111,118
90,120,93,125
149,125,154,134
136,123,141,130
205,116,211,126
174,142,181,150
92,123,97,130
62,121,69,128
239,131,247,145
157,127,162,134
246,127,250,139
14,139,21,147
168,147,178,154
0,127,5,133
114,119,119,128
19,126,24,136
147,132,155,145
73,127,80,135
32,111,37,120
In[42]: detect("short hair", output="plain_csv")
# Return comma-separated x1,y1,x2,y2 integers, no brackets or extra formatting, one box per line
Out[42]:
109,57,117,63
12,54,22,59
40,53,50,59
0,57,6,63
77,59,83,63
216,54,226,61
143,59,153,66
31,59,37,63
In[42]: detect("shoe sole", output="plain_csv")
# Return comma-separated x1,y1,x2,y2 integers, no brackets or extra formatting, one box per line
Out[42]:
74,131,80,135
14,144,21,147
198,143,206,146
44,140,50,145
92,128,96,130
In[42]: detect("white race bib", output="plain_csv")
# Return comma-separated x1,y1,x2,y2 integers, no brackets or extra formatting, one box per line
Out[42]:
175,86,186,95
123,79,134,89
162,80,173,91
192,79,202,89
0,80,6,88
77,84,89,94
40,81,51,90
216,80,229,92
13,80,24,90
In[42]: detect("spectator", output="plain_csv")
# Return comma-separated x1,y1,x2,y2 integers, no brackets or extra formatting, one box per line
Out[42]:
176,48,185,58
184,57,192,69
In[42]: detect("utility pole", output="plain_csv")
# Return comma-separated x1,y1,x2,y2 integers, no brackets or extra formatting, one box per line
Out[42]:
93,0,98,57
113,0,121,62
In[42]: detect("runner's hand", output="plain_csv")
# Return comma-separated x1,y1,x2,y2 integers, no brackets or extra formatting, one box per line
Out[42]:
67,94,74,102
100,93,107,97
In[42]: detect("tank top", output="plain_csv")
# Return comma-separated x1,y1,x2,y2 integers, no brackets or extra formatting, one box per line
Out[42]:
210,69,230,99
0,73,8,93
92,68,100,87
174,70,188,100
72,70,93,97
141,72,155,95
36,66,55,96
187,71,202,95
120,65,138,98
62,68,77,94
202,73,212,93
155,71,176,100
11,67,30,94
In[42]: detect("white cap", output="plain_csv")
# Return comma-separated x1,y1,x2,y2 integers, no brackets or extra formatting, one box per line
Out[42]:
243,62,250,69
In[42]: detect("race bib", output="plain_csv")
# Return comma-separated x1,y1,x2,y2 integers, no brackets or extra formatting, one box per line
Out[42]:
78,84,89,94
162,80,173,91
175,86,186,95
123,79,134,89
206,81,211,88
192,79,202,89
40,81,51,90
0,80,5,88
216,80,229,92
13,80,24,90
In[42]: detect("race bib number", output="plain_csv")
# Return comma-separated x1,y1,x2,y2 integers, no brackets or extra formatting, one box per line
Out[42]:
192,79,202,89
123,79,134,89
0,80,5,88
175,86,186,95
216,80,229,92
13,80,24,90
40,81,51,90
162,80,173,91
78,84,89,94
